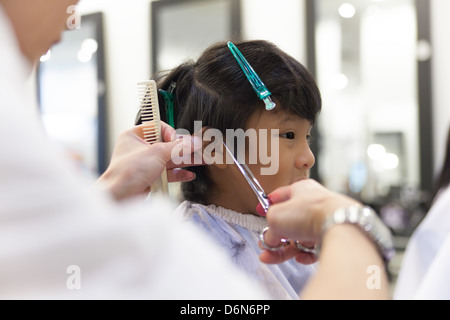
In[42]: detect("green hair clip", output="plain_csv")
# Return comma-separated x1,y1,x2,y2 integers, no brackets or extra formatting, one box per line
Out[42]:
227,41,276,111
159,82,176,128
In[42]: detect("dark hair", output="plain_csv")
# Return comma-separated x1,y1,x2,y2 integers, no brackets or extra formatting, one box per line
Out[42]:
137,40,322,204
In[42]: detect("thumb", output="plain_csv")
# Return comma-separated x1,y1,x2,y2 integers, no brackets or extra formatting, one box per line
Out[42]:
150,139,183,164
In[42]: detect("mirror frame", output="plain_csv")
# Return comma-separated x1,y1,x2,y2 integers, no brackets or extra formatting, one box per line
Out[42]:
150,0,242,75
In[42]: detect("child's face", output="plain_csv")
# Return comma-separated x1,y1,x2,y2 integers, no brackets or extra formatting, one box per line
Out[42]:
247,110,315,204
211,109,315,215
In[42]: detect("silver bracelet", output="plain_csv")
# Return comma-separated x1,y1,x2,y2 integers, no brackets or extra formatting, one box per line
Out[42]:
321,205,395,262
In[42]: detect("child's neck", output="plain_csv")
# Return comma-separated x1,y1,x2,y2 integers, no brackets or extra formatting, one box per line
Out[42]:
206,192,257,216
206,166,259,216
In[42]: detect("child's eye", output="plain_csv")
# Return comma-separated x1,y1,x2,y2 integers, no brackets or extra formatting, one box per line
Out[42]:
280,132,296,140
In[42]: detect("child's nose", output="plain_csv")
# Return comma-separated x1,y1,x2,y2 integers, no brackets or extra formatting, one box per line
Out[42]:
294,146,315,170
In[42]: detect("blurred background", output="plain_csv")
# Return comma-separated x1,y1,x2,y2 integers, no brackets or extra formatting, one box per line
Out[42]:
35,0,450,292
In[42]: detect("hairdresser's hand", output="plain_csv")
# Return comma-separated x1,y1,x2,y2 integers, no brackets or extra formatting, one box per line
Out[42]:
97,122,202,201
259,179,360,265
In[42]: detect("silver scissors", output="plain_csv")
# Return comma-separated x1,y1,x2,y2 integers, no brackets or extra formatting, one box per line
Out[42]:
222,141,271,213
222,141,319,255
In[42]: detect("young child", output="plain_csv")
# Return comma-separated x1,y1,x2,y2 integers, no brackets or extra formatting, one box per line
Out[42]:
137,40,322,299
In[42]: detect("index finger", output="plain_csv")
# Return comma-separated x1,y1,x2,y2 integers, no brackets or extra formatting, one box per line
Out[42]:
267,184,292,205
256,184,292,216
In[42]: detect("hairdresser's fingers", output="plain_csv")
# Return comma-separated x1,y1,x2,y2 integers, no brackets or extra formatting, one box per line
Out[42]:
259,238,318,265
259,223,287,252
141,186,151,197
294,251,318,265
262,179,318,211
263,180,326,241
258,222,317,263
98,140,180,201
267,185,293,205
265,198,303,239
259,246,296,264
260,248,317,265
167,136,206,168
258,236,297,264
127,124,151,145
293,240,319,265
259,241,317,265
133,122,177,143
161,121,177,142
166,152,206,170
150,139,184,164
256,185,292,216
166,168,196,183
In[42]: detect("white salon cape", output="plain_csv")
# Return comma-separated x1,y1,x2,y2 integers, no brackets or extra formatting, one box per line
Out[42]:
0,6,268,300
175,201,317,300
394,186,450,300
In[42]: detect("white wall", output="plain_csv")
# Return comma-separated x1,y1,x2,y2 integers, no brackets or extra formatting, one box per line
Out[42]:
241,0,306,64
431,0,450,175
78,0,152,156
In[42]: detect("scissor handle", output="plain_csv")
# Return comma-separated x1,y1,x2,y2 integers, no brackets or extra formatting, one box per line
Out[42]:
260,227,319,256
259,227,289,251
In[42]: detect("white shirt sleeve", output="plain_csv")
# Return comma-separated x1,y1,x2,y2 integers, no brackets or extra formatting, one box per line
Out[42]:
414,233,450,300
394,186,450,300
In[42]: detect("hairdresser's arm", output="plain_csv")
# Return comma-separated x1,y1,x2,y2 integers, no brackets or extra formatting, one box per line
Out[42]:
260,179,390,300
97,122,198,201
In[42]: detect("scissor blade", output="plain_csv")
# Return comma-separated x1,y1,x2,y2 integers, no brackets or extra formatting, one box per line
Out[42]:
222,141,271,212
